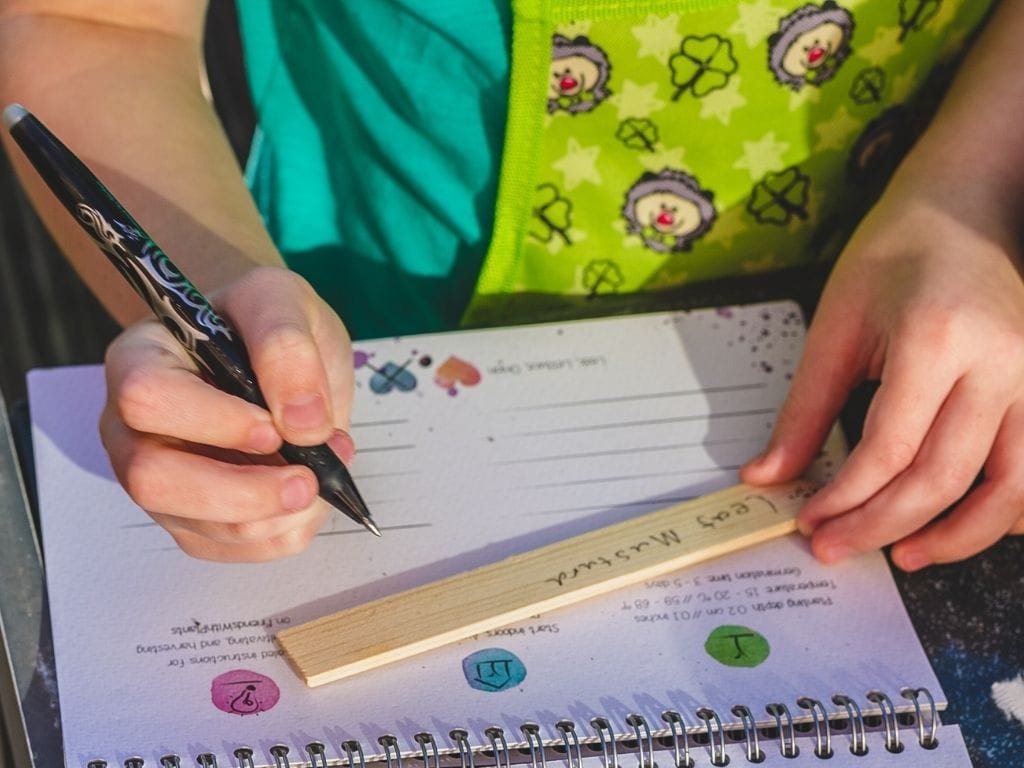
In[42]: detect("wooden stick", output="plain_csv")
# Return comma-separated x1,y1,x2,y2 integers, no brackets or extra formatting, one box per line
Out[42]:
277,480,817,687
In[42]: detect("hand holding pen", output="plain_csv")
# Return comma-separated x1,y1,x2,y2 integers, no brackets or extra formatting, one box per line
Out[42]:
5,105,380,560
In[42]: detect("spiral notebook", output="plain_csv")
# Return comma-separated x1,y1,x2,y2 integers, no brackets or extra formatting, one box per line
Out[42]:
29,302,970,767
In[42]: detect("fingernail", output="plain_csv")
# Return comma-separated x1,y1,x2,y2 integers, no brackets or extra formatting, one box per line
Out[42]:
897,549,929,572
247,422,280,453
283,394,327,431
327,429,355,464
281,474,316,512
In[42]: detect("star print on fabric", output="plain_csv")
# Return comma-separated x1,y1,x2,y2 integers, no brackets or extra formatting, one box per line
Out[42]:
787,83,822,111
928,0,959,38
857,26,902,66
632,14,681,63
890,64,920,103
729,0,789,48
707,207,746,250
742,253,778,273
553,138,603,190
699,77,747,124
611,218,646,250
545,226,587,256
609,79,667,120
555,20,593,39
734,132,790,180
814,105,861,152
637,145,687,172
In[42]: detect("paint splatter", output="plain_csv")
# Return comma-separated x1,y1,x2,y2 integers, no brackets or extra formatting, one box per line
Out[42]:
211,669,280,715
462,648,527,692
704,625,770,668
369,361,418,394
434,356,482,396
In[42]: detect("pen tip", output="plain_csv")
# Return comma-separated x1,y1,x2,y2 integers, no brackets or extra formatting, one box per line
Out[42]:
364,517,383,538
2,103,28,132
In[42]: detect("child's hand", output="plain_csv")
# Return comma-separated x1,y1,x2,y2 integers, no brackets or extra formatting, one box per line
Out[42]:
99,266,355,562
742,180,1024,570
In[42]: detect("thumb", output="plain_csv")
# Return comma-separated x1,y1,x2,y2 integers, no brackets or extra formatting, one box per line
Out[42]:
221,268,340,446
741,309,863,485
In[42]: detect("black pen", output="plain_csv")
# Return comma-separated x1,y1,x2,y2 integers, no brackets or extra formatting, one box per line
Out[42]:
3,103,380,537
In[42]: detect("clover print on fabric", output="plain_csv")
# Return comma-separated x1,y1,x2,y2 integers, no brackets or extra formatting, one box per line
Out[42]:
668,34,738,101
898,0,942,42
747,166,811,226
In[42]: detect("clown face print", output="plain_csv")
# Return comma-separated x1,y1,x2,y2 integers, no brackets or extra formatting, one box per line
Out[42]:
768,1,854,90
623,169,716,253
548,34,612,114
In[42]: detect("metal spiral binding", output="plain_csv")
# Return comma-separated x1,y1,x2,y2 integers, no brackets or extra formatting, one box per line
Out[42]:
269,744,290,767
486,726,513,768
902,687,939,749
796,697,832,758
832,694,869,756
450,728,475,768
521,723,547,768
415,731,441,768
304,742,329,767
591,716,619,768
660,710,693,768
625,713,656,768
379,734,403,768
867,690,903,753
730,705,763,764
82,685,942,767
695,708,728,767
556,719,584,768
342,739,367,768
764,703,799,758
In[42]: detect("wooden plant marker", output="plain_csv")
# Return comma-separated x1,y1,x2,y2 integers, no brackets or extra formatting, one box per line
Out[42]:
278,480,817,687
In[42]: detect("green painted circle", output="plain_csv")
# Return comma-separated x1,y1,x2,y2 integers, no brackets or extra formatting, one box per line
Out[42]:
704,625,770,668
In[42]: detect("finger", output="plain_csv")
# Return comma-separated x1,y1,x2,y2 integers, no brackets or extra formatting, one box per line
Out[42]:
101,416,318,523
158,508,328,562
222,268,337,445
797,346,961,531
806,375,1001,562
314,307,355,435
741,302,863,485
152,503,329,547
890,400,1024,569
105,323,282,454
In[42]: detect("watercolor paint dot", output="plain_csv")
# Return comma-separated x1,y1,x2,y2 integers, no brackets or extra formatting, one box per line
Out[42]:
210,669,280,716
462,648,527,692
704,625,770,668
352,350,372,369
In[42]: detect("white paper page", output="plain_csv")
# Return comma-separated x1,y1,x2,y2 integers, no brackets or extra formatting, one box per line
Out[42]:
31,303,943,768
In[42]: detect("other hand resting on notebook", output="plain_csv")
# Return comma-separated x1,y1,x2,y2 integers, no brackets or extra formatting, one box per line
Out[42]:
742,1,1024,570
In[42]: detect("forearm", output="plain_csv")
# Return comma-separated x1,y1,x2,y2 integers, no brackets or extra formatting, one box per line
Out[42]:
0,5,283,325
892,1,1024,240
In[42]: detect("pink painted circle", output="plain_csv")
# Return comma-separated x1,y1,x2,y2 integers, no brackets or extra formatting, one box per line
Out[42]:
210,669,280,716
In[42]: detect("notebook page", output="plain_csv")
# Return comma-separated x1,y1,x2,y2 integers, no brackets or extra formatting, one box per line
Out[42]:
31,303,943,768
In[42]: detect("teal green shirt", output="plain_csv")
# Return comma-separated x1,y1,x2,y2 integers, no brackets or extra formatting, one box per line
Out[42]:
236,1,510,339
